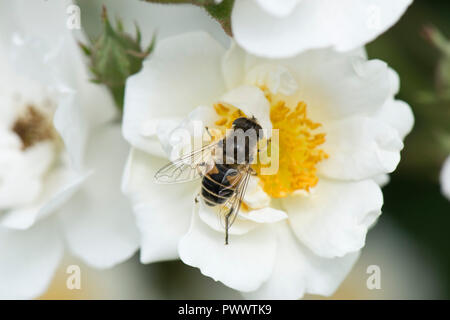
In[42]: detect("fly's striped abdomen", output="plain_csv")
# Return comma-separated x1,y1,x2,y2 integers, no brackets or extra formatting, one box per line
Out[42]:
201,163,237,206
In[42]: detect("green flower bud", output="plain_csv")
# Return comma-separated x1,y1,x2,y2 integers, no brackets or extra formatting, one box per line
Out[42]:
80,6,156,111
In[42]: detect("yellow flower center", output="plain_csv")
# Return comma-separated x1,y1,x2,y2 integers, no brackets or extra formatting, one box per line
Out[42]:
255,90,328,198
212,88,328,198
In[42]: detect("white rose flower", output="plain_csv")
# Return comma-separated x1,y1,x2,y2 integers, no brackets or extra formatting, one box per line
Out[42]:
122,31,414,299
0,0,139,299
441,156,450,200
231,0,413,58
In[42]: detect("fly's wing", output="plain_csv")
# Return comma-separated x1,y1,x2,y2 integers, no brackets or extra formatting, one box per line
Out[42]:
154,141,218,184
217,166,252,233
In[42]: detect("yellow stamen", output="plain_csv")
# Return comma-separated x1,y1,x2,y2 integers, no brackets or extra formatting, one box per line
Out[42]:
213,103,245,132
255,90,328,198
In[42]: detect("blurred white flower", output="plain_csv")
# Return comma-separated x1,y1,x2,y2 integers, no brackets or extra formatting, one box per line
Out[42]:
122,32,414,299
0,0,139,299
441,156,450,200
231,0,413,58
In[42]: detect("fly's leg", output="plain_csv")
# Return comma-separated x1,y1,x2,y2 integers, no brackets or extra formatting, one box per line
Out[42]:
197,192,231,245
224,207,233,245
194,193,201,210
205,126,213,139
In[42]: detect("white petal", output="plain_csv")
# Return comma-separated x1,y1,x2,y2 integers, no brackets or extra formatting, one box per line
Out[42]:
0,0,74,48
244,222,359,299
244,50,391,123
330,0,414,52
283,179,383,258
179,204,277,292
0,218,63,299
241,207,288,224
441,156,450,200
0,163,88,230
232,0,412,58
53,91,89,171
243,176,271,209
253,0,301,17
1,0,79,87
220,85,272,136
122,148,194,263
0,141,55,211
232,0,328,58
222,41,246,91
0,142,46,209
373,174,391,188
245,64,299,96
77,78,117,131
123,32,226,154
318,116,404,181
59,125,139,268
375,99,414,140
150,118,185,159
158,106,220,161
295,53,391,122
388,68,401,95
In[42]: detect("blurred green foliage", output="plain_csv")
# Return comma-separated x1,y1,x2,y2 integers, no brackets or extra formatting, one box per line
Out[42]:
367,0,450,298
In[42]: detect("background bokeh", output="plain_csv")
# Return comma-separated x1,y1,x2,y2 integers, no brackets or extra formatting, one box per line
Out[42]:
41,0,450,299
364,0,450,299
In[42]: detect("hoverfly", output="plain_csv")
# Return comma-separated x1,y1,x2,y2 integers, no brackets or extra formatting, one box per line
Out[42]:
154,116,264,245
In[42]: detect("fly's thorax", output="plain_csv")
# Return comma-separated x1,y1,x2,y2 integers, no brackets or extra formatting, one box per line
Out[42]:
214,129,260,165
